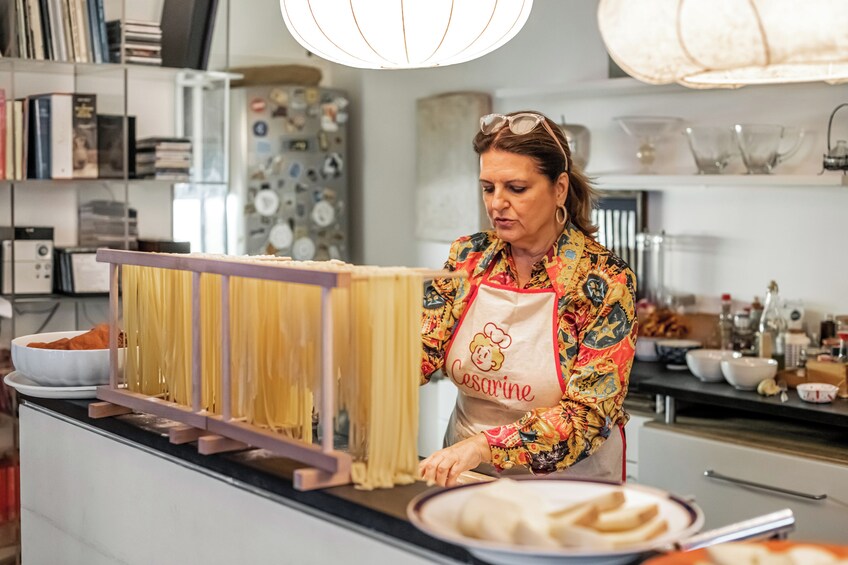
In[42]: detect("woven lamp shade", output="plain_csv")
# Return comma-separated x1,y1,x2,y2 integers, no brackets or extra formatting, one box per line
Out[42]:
280,0,534,70
598,0,848,88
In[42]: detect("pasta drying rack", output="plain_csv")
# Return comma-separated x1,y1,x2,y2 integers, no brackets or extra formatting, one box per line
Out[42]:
89,248,355,491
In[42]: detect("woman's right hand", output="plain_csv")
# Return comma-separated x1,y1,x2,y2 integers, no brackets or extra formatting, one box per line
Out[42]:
419,433,491,487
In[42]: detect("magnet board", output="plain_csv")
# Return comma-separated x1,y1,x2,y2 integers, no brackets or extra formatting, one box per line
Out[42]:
415,92,492,242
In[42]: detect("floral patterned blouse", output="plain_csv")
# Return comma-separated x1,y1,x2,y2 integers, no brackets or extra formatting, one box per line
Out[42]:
421,223,638,473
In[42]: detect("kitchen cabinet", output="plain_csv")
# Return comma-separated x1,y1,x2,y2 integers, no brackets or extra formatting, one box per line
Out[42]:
624,411,652,482
639,423,848,543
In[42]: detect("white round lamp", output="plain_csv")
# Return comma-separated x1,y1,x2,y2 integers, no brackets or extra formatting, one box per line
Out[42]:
280,0,534,69
598,0,848,88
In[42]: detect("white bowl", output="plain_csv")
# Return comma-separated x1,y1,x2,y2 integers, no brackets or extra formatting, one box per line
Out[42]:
11,330,124,387
720,357,778,390
686,349,742,383
635,336,660,362
796,383,839,404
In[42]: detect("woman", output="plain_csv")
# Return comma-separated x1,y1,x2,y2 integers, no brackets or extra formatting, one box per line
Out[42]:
419,111,637,487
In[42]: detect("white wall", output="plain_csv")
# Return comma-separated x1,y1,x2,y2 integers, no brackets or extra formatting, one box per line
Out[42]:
318,2,848,327
226,1,848,323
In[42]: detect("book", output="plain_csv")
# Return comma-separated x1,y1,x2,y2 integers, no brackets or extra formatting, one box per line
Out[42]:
84,0,101,63
160,0,218,70
72,93,97,178
136,137,191,151
26,0,45,60
45,93,73,178
0,0,18,57
26,93,78,179
96,114,135,179
4,100,12,180
0,90,5,180
93,0,107,63
13,99,24,180
27,96,50,179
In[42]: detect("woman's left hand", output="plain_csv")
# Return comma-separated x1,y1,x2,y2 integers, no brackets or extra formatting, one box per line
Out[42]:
419,434,492,487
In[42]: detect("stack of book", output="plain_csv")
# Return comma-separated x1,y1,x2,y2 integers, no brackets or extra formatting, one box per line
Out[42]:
106,19,162,65
11,0,110,63
136,137,191,181
78,200,138,249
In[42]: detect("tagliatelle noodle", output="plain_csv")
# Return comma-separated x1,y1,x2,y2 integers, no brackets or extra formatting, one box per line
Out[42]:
120,256,424,489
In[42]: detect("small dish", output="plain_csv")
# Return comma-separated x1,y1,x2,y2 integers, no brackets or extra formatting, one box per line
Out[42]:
3,371,98,399
796,383,839,404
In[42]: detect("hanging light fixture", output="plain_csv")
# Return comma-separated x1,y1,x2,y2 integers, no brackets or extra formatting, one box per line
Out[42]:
279,0,534,70
598,0,848,88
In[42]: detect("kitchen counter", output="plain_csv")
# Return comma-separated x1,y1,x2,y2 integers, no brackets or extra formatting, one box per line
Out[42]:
630,361,848,429
17,362,842,564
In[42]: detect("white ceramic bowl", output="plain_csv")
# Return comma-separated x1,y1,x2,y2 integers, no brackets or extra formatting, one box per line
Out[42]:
655,339,702,369
796,383,839,404
635,336,660,362
720,357,778,390
686,349,742,383
11,330,124,387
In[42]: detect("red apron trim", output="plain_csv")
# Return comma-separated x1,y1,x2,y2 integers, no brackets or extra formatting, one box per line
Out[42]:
619,423,627,483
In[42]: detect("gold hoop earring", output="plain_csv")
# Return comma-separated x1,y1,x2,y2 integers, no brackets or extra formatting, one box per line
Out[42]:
555,204,567,225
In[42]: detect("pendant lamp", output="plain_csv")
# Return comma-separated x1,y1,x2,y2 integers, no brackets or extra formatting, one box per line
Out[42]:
598,0,848,88
279,0,534,69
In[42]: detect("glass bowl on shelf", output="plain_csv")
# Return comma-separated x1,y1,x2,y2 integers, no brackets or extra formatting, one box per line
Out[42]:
615,116,685,174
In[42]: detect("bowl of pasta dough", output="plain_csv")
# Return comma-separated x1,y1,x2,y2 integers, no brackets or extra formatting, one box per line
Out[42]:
11,326,125,387
407,478,704,565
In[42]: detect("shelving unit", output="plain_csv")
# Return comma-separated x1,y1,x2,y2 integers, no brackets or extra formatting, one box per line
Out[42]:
0,44,237,342
593,173,848,191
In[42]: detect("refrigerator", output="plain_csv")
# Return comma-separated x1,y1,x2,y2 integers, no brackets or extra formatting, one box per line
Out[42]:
230,85,349,260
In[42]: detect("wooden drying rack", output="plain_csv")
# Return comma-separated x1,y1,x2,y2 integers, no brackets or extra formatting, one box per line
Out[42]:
88,249,429,491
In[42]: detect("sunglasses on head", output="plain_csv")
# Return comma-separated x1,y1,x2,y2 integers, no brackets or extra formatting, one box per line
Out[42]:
479,113,569,171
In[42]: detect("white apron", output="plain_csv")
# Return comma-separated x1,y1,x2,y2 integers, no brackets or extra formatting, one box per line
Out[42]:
443,277,625,482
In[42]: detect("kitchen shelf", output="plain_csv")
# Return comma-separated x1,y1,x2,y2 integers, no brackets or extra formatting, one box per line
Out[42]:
2,294,107,304
0,56,241,82
494,77,688,100
592,173,848,191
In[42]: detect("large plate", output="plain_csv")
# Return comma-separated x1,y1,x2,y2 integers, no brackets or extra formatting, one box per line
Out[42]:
644,540,848,564
407,477,704,565
3,371,97,399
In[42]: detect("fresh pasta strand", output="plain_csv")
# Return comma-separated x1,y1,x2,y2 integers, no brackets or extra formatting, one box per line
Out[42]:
120,255,426,489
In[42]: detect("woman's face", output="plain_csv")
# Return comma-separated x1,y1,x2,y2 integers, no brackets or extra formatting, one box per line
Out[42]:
480,149,567,253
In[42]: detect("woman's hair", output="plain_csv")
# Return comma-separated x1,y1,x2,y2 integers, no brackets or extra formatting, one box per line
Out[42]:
473,110,599,237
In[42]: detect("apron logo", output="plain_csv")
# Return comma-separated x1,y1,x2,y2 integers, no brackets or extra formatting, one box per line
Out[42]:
470,322,512,372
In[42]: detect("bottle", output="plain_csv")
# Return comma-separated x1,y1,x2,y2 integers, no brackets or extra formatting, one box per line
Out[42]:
820,313,836,346
758,280,788,368
749,296,764,334
719,293,733,350
784,329,811,369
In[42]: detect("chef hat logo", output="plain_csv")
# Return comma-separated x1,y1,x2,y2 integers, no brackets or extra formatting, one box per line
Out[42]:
483,323,512,349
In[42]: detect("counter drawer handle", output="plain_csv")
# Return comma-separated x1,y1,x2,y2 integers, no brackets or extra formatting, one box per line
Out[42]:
704,469,827,501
